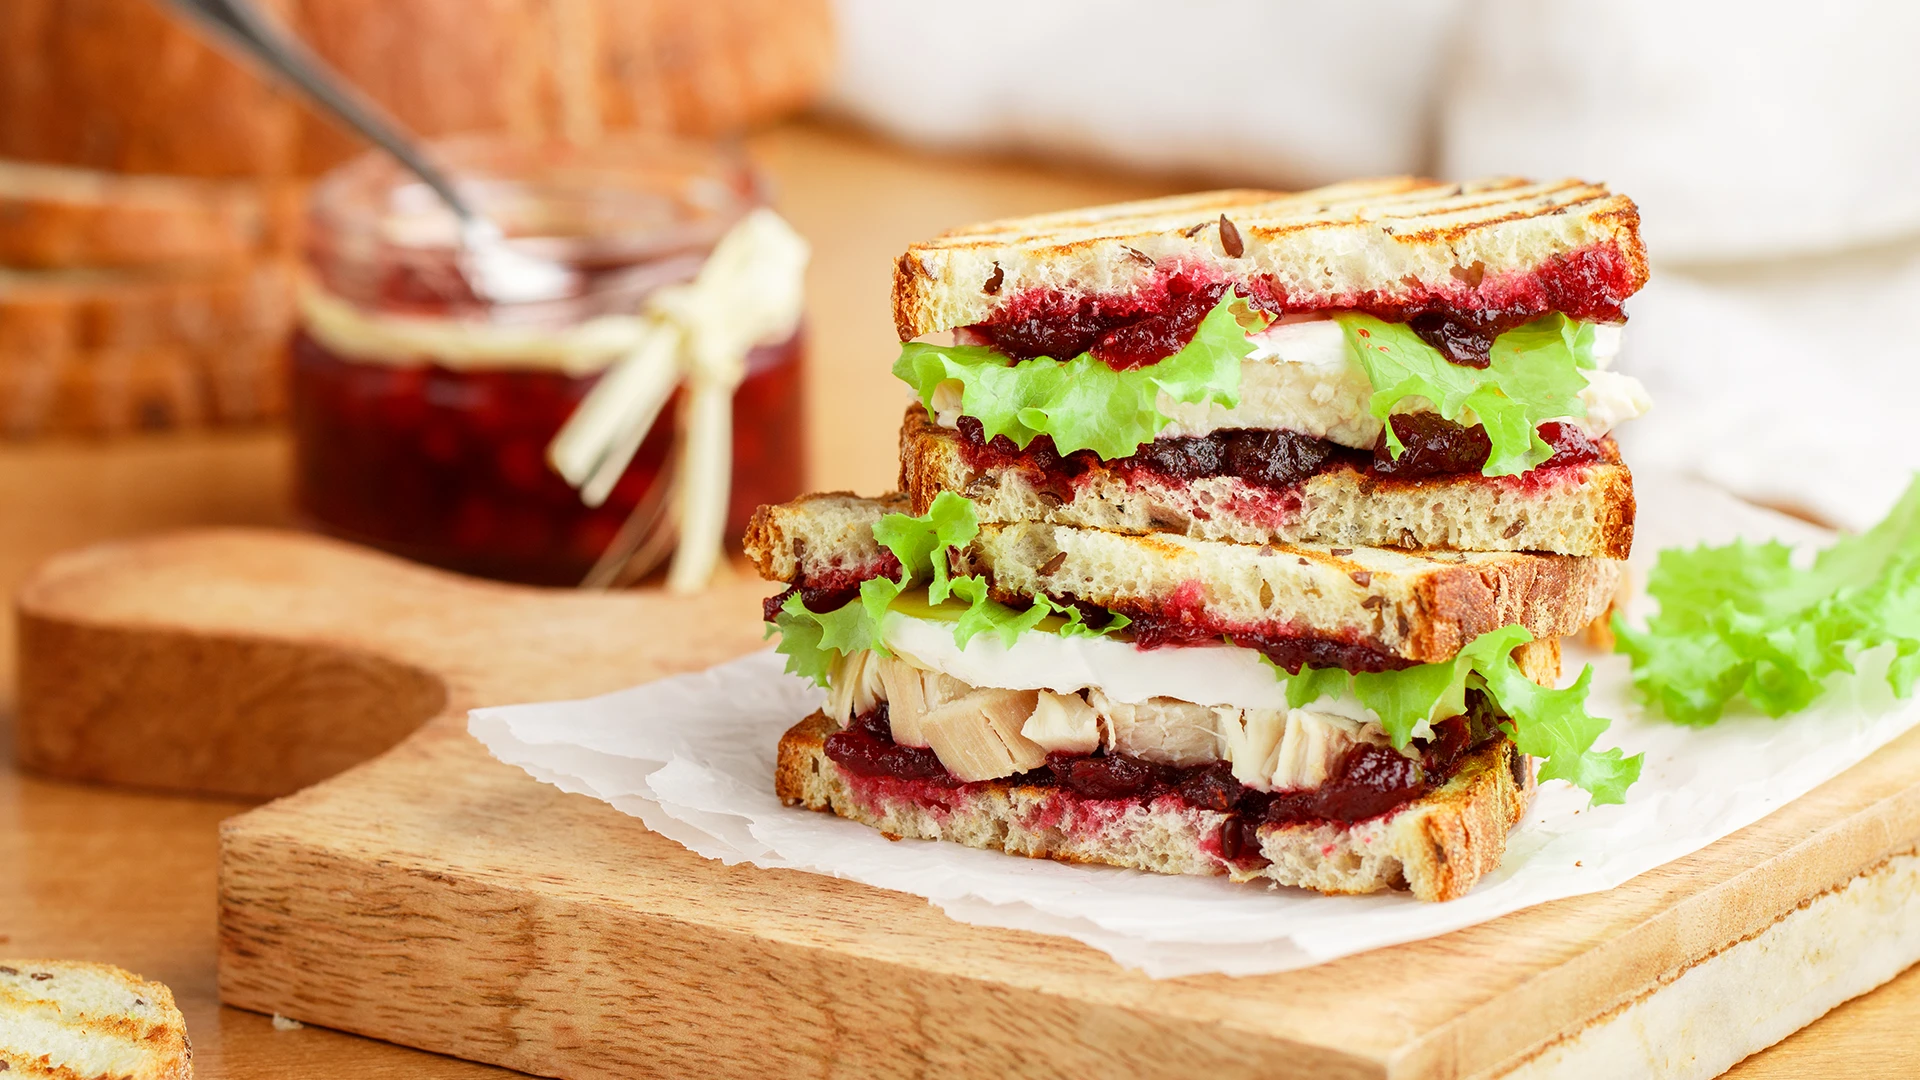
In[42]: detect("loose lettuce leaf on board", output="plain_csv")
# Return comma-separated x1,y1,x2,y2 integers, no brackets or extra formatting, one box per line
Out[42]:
893,293,1253,460
1615,474,1920,724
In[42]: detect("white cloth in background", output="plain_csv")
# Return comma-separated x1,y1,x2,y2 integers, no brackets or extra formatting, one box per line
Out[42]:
825,0,1463,186
1437,0,1920,529
1440,0,1920,262
1620,250,1920,530
827,0,1920,528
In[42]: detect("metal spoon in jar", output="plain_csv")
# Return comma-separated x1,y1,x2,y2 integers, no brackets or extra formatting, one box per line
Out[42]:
155,0,576,305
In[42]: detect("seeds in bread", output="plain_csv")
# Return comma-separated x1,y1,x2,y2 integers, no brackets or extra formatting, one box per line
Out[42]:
972,521,1619,666
892,177,1646,341
0,959,191,1080
744,491,1621,666
776,711,1534,902
898,405,1635,559
742,490,909,587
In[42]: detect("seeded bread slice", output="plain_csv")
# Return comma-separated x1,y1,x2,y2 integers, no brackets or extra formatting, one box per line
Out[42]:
743,490,909,588
970,522,1618,666
0,959,192,1079
776,711,1533,902
744,492,1621,666
892,177,1646,340
899,406,1635,559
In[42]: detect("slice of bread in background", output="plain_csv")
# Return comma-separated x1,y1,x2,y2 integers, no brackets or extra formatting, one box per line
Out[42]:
0,0,833,179
0,159,299,270
776,711,1534,902
0,959,191,1079
892,177,1646,340
0,261,293,436
900,406,1635,559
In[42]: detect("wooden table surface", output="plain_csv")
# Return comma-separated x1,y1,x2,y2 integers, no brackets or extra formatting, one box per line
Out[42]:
2,122,1913,1078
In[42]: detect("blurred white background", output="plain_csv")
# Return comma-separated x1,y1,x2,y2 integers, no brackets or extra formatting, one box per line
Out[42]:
828,0,1920,528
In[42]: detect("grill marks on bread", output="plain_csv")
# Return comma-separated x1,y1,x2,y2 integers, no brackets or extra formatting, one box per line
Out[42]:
891,176,1646,341
743,491,1622,667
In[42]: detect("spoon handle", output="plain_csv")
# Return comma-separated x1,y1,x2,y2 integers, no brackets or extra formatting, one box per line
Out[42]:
155,0,487,236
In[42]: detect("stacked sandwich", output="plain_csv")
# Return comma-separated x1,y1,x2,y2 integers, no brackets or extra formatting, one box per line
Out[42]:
747,178,1648,901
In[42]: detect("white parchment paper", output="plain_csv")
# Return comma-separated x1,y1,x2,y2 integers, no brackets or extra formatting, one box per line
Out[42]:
470,472,1920,978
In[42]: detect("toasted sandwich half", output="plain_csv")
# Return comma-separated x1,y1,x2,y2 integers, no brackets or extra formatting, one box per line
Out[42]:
746,493,1633,902
889,178,1647,557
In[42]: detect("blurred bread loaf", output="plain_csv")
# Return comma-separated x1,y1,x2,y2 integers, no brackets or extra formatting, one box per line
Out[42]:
0,161,301,270
0,0,832,438
0,959,192,1079
0,261,294,436
0,0,835,179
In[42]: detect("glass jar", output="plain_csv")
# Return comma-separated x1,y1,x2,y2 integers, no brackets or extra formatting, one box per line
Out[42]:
290,136,804,586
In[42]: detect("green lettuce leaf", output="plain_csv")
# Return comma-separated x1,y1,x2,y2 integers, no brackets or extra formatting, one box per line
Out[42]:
1268,624,1642,805
892,292,1254,460
765,491,1129,684
1336,312,1594,477
1614,473,1920,724
767,597,832,686
769,590,881,687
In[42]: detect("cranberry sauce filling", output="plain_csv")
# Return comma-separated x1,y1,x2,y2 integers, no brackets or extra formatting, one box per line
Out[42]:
826,701,1506,868
1369,415,1603,478
955,414,1607,493
1116,608,1418,674
972,273,1230,370
1404,309,1534,369
763,581,868,623
962,245,1636,371
759,552,904,623
954,416,1358,496
825,706,956,783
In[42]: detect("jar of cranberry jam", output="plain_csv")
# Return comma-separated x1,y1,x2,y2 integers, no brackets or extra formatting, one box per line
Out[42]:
291,137,804,585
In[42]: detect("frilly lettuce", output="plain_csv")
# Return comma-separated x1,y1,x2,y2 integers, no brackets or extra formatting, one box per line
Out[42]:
769,492,1129,685
1615,474,1920,725
1268,624,1642,805
1336,313,1595,477
892,293,1255,460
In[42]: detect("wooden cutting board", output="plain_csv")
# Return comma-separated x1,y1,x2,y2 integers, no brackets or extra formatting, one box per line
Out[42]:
17,527,1920,1080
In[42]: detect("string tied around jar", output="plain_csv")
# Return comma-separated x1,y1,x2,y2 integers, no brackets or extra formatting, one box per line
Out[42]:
547,207,809,592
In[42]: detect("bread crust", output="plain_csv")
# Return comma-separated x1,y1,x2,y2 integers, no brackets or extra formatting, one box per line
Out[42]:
743,491,909,586
891,177,1647,340
0,260,294,436
776,711,1534,902
0,958,192,1079
744,489,1620,666
899,405,1636,559
0,160,299,269
0,0,834,178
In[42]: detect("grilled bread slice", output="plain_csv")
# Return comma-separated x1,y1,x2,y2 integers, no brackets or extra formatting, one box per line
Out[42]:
743,490,910,589
899,405,1635,559
745,492,1620,669
0,959,192,1079
776,711,1534,902
892,177,1645,340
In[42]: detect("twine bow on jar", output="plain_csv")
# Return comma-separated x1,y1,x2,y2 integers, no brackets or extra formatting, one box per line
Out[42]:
546,208,810,592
